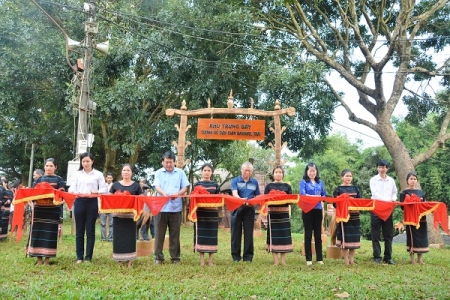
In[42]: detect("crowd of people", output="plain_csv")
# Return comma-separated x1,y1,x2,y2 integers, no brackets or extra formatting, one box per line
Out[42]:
1,152,431,267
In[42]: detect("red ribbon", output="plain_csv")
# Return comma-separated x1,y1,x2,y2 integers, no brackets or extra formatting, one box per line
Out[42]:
12,184,61,243
398,194,449,234
99,191,143,221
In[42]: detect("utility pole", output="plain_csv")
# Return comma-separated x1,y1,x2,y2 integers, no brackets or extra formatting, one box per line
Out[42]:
66,0,108,185
76,0,98,157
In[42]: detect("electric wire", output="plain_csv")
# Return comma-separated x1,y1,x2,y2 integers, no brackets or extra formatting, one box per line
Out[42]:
26,0,450,150
37,0,450,64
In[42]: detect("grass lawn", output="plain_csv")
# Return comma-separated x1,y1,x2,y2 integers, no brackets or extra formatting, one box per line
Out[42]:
1,221,450,299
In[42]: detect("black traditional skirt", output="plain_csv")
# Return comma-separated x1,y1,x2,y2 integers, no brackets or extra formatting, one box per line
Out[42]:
266,205,293,253
28,205,60,257
113,216,137,261
336,212,361,249
0,206,11,239
194,208,219,253
406,217,428,253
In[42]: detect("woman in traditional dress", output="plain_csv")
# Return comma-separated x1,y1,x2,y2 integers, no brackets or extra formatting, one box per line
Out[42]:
264,166,293,266
399,172,427,264
192,163,220,266
0,179,14,241
299,162,327,266
109,164,142,267
333,169,362,265
69,152,107,263
28,158,66,265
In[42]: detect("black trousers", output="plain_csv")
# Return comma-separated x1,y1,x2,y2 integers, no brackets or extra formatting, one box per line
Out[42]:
74,198,98,261
371,212,393,261
302,209,323,261
230,205,255,262
154,212,181,262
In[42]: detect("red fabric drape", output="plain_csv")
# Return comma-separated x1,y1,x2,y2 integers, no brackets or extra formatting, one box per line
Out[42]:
13,183,55,204
12,183,58,243
99,191,144,221
128,191,449,235
139,195,171,216
301,193,397,222
10,201,25,243
297,195,326,213
331,194,376,223
54,190,77,210
259,190,299,215
188,186,223,222
398,194,449,235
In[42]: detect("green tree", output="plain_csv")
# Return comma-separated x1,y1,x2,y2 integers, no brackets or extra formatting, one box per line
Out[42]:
0,0,79,182
250,0,450,191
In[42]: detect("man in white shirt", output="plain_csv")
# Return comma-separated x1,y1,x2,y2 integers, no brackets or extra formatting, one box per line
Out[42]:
369,159,398,265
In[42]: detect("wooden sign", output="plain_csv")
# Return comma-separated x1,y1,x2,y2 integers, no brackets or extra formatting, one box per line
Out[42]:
197,118,265,140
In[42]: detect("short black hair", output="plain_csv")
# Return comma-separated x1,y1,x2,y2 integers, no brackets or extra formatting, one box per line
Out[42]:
106,172,114,177
13,179,21,188
162,150,176,161
34,169,44,176
376,159,390,168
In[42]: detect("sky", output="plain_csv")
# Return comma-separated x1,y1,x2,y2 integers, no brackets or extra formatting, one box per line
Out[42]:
327,48,447,150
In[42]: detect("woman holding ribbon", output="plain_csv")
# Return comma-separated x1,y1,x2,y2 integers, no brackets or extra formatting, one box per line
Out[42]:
69,152,107,264
399,172,427,264
192,163,220,266
109,164,143,267
333,169,362,265
264,165,293,266
28,158,66,265
299,162,327,266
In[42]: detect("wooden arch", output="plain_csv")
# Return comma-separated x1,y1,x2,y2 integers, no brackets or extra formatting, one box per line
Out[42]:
166,91,296,169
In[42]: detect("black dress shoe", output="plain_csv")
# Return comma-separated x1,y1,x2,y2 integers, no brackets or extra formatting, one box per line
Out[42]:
384,259,395,265
374,258,382,264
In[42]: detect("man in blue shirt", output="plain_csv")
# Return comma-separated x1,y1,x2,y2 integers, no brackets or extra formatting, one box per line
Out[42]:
153,151,190,264
230,162,261,262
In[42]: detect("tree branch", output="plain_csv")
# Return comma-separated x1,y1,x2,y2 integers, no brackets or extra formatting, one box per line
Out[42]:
326,78,377,130
412,108,450,166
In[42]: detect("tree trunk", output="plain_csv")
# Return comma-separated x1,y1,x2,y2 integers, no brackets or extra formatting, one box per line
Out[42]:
376,120,444,245
376,120,414,191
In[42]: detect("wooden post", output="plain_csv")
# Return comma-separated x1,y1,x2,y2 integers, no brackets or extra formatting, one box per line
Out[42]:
166,91,296,222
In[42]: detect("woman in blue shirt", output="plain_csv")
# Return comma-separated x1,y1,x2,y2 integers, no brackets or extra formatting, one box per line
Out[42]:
299,162,327,266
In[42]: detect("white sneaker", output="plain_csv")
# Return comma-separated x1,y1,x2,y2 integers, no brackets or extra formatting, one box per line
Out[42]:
317,261,324,265
306,261,313,266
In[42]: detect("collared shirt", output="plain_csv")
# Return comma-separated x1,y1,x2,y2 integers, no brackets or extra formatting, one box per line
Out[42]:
231,176,260,199
369,174,398,201
106,182,113,193
299,179,327,209
68,169,108,194
154,167,190,213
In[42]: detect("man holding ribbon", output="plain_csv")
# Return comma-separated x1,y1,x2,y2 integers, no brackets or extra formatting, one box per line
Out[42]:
369,159,398,265
153,151,189,265
230,161,261,263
